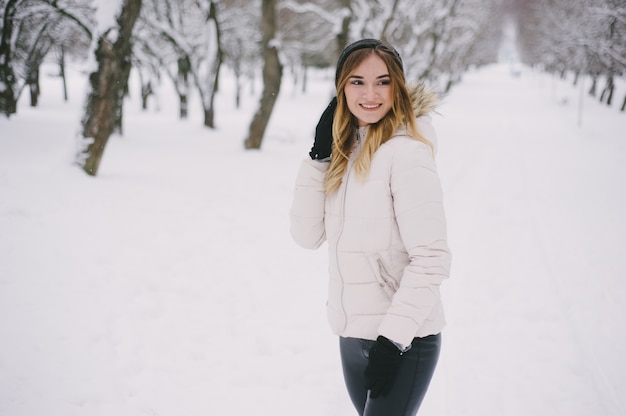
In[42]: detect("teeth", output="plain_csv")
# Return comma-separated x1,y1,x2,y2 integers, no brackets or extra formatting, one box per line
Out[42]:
362,104,379,109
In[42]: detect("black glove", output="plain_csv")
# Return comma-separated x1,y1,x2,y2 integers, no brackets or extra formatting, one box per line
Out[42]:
364,336,406,398
309,97,337,160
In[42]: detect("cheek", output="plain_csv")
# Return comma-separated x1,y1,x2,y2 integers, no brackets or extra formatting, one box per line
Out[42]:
344,88,356,102
344,92,359,113
382,91,394,112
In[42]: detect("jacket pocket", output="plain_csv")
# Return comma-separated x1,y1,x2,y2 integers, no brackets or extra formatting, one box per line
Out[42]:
367,254,397,299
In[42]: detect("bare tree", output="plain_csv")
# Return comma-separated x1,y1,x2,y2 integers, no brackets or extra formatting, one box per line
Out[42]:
77,0,142,176
243,0,281,149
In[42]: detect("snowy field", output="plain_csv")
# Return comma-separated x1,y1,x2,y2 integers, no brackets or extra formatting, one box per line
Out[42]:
1,62,625,416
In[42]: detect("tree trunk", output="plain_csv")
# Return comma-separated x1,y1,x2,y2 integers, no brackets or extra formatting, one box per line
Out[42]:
137,66,151,110
602,75,614,106
235,71,241,108
234,39,242,109
177,56,190,119
204,108,214,128
28,67,40,107
113,58,132,135
78,0,142,176
0,0,19,116
141,81,152,110
60,46,68,102
115,91,125,135
179,94,188,119
244,0,282,149
588,76,597,97
203,0,222,129
204,60,221,128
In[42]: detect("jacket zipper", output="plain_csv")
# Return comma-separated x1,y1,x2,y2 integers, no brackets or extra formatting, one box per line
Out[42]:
334,129,361,333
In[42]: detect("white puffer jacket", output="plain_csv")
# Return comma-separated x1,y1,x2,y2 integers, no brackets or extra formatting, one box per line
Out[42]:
290,86,451,347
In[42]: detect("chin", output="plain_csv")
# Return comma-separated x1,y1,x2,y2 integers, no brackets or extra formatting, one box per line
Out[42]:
361,116,384,125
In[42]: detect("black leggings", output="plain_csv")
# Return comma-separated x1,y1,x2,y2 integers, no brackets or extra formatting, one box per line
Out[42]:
339,334,441,416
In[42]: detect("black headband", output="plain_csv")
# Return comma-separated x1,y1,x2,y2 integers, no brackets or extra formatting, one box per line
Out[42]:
334,38,404,86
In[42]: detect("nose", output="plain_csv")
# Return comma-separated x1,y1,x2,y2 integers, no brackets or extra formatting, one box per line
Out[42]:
362,84,378,99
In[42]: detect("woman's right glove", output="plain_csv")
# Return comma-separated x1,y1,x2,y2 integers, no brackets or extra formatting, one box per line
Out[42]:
309,97,337,160
364,335,406,398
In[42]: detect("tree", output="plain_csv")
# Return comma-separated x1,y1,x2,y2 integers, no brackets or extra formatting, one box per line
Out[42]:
244,0,281,149
0,0,21,116
77,0,142,176
279,0,350,92
195,0,222,128
134,0,195,120
515,0,625,111
350,0,503,89
134,0,222,127
0,0,94,115
220,0,261,108
277,0,504,92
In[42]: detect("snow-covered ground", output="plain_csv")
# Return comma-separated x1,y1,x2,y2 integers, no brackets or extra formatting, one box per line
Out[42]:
1,62,625,416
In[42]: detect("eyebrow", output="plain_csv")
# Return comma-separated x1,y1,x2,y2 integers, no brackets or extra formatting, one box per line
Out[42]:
349,74,391,79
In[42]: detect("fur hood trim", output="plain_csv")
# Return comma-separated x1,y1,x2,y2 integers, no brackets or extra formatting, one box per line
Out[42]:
408,83,439,118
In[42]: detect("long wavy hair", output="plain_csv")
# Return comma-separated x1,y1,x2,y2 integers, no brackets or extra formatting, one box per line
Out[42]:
325,45,431,195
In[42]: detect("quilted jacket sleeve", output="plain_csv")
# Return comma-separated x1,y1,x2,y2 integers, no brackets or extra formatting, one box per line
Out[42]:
289,158,329,249
378,117,452,347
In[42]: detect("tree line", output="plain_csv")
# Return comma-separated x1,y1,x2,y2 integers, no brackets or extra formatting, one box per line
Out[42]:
1,0,624,176
513,0,626,111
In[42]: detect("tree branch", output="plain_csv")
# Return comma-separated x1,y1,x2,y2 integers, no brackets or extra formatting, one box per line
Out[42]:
39,0,93,40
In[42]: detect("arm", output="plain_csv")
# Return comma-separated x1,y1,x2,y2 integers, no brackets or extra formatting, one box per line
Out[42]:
289,158,329,249
378,138,451,347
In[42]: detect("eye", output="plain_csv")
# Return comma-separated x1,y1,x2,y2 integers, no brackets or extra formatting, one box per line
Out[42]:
349,79,364,85
378,79,391,86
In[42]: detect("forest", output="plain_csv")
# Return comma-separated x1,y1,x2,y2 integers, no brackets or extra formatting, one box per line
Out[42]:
1,0,624,175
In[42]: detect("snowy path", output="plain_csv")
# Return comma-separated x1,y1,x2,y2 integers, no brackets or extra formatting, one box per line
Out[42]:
1,64,625,416
432,66,626,416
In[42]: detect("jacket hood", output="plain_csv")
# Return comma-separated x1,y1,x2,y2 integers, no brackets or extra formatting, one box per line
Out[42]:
408,83,439,118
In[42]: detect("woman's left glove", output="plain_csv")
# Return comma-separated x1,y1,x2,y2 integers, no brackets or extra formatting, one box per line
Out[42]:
364,335,406,398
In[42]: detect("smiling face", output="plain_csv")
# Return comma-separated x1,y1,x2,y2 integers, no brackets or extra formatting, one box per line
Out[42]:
343,53,393,127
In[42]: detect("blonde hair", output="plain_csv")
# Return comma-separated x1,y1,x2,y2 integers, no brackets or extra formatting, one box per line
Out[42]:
325,46,432,195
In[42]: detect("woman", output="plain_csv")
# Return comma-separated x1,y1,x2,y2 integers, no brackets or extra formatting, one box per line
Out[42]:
290,39,451,416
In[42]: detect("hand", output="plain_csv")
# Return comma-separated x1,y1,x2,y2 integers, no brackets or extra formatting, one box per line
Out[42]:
309,97,337,160
364,336,405,398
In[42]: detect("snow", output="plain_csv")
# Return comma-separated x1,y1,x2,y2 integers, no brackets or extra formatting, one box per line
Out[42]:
1,62,625,416
94,0,124,37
